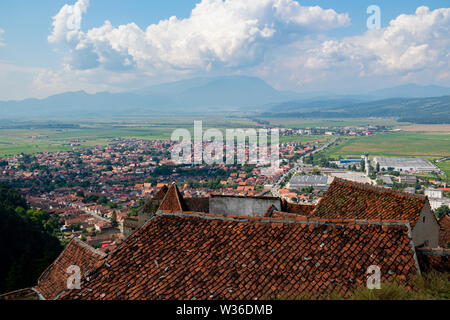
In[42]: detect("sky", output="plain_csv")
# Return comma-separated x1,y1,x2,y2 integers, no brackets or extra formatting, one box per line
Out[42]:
0,0,449,100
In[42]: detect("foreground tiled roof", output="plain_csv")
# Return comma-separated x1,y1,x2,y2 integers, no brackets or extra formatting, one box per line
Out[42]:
416,248,450,273
34,238,106,300
438,215,450,248
313,178,427,228
59,213,419,300
0,288,42,300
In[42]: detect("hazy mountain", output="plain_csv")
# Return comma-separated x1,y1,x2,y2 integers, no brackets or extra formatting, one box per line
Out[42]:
368,84,450,99
1,77,449,121
0,76,302,119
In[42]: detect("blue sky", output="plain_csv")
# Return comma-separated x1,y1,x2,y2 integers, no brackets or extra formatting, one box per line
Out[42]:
0,0,449,100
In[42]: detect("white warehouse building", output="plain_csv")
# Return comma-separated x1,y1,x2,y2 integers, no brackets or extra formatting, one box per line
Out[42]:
373,157,439,174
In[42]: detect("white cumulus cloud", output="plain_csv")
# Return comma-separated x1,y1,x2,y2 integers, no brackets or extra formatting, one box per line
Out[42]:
304,6,450,80
48,0,350,72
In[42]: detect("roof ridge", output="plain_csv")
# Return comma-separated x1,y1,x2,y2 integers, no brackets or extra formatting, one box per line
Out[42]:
152,185,168,201
416,248,450,256
332,177,427,200
156,211,413,228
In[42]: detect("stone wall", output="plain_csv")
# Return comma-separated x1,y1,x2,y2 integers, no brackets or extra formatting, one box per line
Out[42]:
209,195,281,217
412,201,440,248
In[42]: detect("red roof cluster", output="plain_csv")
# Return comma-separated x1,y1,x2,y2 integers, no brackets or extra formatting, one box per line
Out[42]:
312,178,427,227
58,212,419,300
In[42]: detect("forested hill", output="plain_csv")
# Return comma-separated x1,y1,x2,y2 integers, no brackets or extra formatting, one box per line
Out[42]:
263,96,450,124
0,183,62,294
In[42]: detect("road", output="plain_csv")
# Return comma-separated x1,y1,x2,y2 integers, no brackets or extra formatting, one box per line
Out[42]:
271,137,337,198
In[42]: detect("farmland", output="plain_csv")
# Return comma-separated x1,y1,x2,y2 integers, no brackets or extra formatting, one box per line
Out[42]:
321,132,450,159
437,161,450,178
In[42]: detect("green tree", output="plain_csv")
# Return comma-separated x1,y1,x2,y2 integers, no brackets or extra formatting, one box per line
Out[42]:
97,196,109,205
111,211,118,228
0,183,62,293
76,191,85,198
435,205,450,219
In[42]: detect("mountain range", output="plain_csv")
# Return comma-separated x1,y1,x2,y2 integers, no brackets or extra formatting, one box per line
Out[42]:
0,76,449,122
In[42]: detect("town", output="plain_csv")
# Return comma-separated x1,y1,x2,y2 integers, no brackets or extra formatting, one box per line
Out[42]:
0,124,448,256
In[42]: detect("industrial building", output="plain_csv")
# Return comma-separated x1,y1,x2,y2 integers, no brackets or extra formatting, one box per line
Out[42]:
287,175,332,190
373,157,439,174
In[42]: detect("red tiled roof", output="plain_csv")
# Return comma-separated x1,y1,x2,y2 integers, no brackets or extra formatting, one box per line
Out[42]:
152,185,168,201
312,178,427,228
416,248,450,273
263,204,277,217
282,200,316,217
158,184,185,212
59,213,419,300
438,215,450,248
0,288,42,300
34,238,106,300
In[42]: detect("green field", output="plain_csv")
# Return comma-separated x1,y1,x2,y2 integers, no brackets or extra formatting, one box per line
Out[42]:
437,161,450,178
1,118,448,159
279,135,331,144
321,132,450,159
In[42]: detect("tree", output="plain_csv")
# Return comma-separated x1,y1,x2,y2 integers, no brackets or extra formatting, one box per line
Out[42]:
97,196,109,205
435,205,450,219
111,211,118,228
0,183,62,293
84,194,99,203
376,162,380,173
76,191,85,198
360,160,365,173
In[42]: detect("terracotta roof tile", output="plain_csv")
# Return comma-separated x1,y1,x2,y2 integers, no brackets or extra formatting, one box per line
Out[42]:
158,183,185,212
0,288,42,300
312,178,427,228
59,213,419,300
34,238,106,300
282,200,316,217
152,185,168,201
263,204,277,217
438,215,450,248
416,248,450,273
